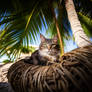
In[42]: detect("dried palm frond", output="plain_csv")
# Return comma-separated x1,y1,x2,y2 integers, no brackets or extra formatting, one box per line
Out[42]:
7,45,92,92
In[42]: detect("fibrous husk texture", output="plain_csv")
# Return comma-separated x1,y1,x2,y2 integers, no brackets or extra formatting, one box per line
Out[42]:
7,45,92,92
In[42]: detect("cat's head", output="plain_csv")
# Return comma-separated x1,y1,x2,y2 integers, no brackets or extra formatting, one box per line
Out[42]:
39,34,60,57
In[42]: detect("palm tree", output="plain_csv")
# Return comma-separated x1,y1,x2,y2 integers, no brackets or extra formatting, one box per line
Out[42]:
0,0,92,92
65,0,91,47
0,0,92,60
0,0,69,60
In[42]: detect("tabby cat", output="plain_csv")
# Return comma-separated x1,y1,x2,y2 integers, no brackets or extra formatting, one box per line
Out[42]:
24,34,60,65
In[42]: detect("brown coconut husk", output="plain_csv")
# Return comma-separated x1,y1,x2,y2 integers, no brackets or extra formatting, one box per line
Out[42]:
7,45,92,92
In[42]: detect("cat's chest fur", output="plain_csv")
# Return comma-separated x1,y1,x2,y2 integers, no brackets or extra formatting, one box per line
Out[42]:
24,50,58,65
39,50,56,61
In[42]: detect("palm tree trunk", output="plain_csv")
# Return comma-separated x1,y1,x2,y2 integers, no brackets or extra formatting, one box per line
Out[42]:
65,0,91,47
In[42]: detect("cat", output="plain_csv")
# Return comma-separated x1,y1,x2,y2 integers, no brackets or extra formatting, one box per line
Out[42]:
24,34,60,65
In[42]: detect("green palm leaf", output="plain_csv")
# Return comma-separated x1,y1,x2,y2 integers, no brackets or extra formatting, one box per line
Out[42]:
78,12,92,37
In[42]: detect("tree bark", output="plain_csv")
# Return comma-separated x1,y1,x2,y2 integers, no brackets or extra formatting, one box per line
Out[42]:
65,0,91,47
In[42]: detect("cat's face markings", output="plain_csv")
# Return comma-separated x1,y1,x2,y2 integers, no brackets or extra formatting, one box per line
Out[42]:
39,34,60,56
40,34,52,50
40,34,58,43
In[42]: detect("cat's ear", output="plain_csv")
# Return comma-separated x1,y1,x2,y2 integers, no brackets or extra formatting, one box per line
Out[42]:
53,35,58,43
40,34,46,42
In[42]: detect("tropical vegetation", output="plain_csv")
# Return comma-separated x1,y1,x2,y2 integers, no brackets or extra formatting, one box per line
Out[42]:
0,0,92,61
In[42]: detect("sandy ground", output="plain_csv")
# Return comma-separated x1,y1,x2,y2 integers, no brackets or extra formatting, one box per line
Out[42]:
0,63,14,92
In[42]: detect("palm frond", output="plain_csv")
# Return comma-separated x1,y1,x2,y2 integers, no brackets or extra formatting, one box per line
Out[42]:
74,0,92,18
78,12,92,37
0,0,52,60
0,0,92,60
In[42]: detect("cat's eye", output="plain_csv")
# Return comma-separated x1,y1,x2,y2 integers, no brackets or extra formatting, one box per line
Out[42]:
51,44,56,48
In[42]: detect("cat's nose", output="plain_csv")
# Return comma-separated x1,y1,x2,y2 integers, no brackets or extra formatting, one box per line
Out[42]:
47,45,51,50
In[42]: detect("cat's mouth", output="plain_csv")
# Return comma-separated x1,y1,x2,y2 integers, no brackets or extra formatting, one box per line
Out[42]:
48,50,60,56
